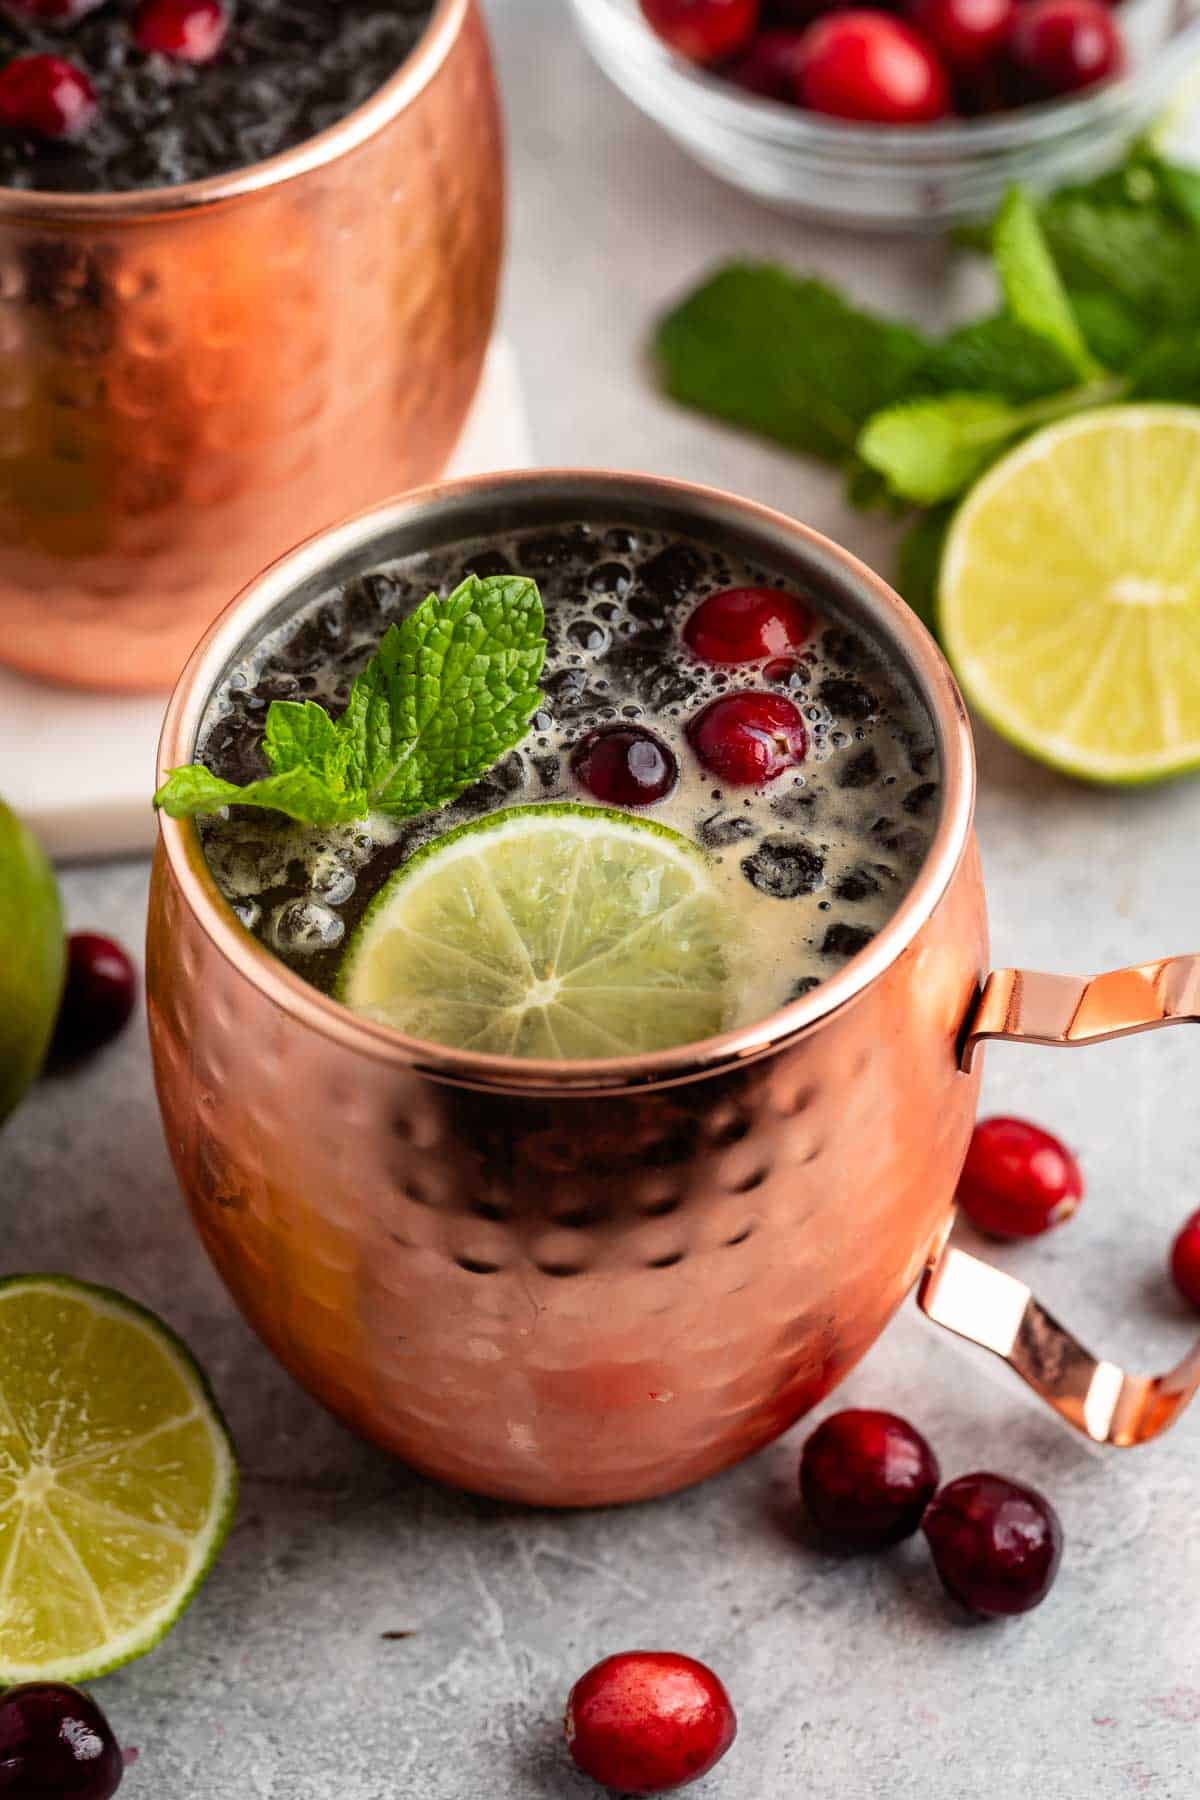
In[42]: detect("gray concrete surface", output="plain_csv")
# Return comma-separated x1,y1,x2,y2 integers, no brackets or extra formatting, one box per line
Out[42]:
6,1,1200,1793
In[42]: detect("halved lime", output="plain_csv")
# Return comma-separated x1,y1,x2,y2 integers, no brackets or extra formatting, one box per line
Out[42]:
0,1275,238,1683
0,800,64,1127
940,405,1200,783
338,803,732,1057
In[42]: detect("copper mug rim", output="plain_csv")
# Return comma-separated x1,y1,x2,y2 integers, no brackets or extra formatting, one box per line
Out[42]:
155,468,977,1098
0,0,466,221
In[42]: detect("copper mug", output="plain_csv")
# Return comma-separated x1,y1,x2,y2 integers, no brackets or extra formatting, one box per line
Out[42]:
147,471,1200,1506
0,0,502,692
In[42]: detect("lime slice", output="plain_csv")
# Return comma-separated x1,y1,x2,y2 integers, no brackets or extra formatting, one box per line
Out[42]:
338,803,731,1058
0,1275,238,1683
940,405,1200,783
0,800,64,1127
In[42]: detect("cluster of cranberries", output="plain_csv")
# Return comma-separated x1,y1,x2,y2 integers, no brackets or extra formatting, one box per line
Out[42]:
562,1407,1059,1793
571,583,814,808
0,0,227,142
640,0,1125,123
0,1682,126,1798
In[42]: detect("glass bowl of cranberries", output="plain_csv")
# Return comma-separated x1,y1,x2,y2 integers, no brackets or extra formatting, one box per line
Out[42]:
570,0,1194,228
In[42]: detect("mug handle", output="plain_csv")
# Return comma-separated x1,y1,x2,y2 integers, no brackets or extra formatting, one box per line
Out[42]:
918,957,1200,1448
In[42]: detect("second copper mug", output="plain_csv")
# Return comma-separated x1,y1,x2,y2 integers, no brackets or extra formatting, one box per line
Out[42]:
0,0,501,691
147,471,1200,1507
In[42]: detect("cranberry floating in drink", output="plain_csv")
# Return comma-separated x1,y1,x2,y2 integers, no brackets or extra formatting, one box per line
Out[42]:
132,0,230,63
684,586,813,665
0,51,94,137
687,691,808,786
572,725,678,806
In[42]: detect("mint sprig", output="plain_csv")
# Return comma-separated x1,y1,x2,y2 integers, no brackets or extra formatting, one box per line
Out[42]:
155,573,546,825
653,143,1200,626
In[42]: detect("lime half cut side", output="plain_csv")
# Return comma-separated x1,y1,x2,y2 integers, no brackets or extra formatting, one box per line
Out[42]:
940,405,1200,783
0,1275,238,1683
338,803,733,1058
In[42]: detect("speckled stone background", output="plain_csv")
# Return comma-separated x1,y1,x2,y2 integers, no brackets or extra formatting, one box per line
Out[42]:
6,2,1200,1794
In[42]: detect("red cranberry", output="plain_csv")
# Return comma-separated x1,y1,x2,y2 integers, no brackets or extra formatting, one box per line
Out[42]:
1,0,106,20
687,691,807,786
957,1115,1083,1239
0,1683,124,1800
908,0,1013,68
684,586,814,665
571,726,678,807
50,932,137,1064
793,11,952,121
1009,0,1123,96
922,1473,1063,1617
565,1651,737,1795
1170,1209,1200,1310
639,0,759,63
800,1408,940,1547
0,53,96,140
133,0,229,62
730,28,808,98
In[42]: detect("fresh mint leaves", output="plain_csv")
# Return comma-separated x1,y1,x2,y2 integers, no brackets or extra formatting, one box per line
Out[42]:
654,145,1200,627
655,264,930,461
991,188,1099,381
155,574,546,826
859,393,1024,507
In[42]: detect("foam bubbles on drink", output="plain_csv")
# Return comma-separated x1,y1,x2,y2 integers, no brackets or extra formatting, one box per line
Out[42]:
268,898,345,957
196,521,940,1026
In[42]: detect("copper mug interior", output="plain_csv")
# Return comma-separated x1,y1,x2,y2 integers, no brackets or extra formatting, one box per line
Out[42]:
0,0,502,693
146,472,1200,1508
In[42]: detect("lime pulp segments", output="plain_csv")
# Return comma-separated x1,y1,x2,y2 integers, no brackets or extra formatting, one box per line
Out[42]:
940,406,1200,783
0,1275,238,1683
338,803,732,1058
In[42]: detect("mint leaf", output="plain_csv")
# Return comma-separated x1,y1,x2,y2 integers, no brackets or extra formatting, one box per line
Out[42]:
896,506,954,632
915,315,1081,403
993,188,1099,379
858,393,1022,505
342,574,545,813
1070,291,1145,371
1128,331,1200,404
153,574,546,825
153,762,353,823
1037,198,1200,327
1154,157,1200,233
655,264,929,463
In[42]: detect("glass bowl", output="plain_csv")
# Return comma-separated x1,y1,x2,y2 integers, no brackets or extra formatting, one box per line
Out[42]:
570,0,1200,229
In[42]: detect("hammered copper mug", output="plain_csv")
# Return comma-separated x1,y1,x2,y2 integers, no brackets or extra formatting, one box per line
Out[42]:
0,0,501,692
146,472,1200,1507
